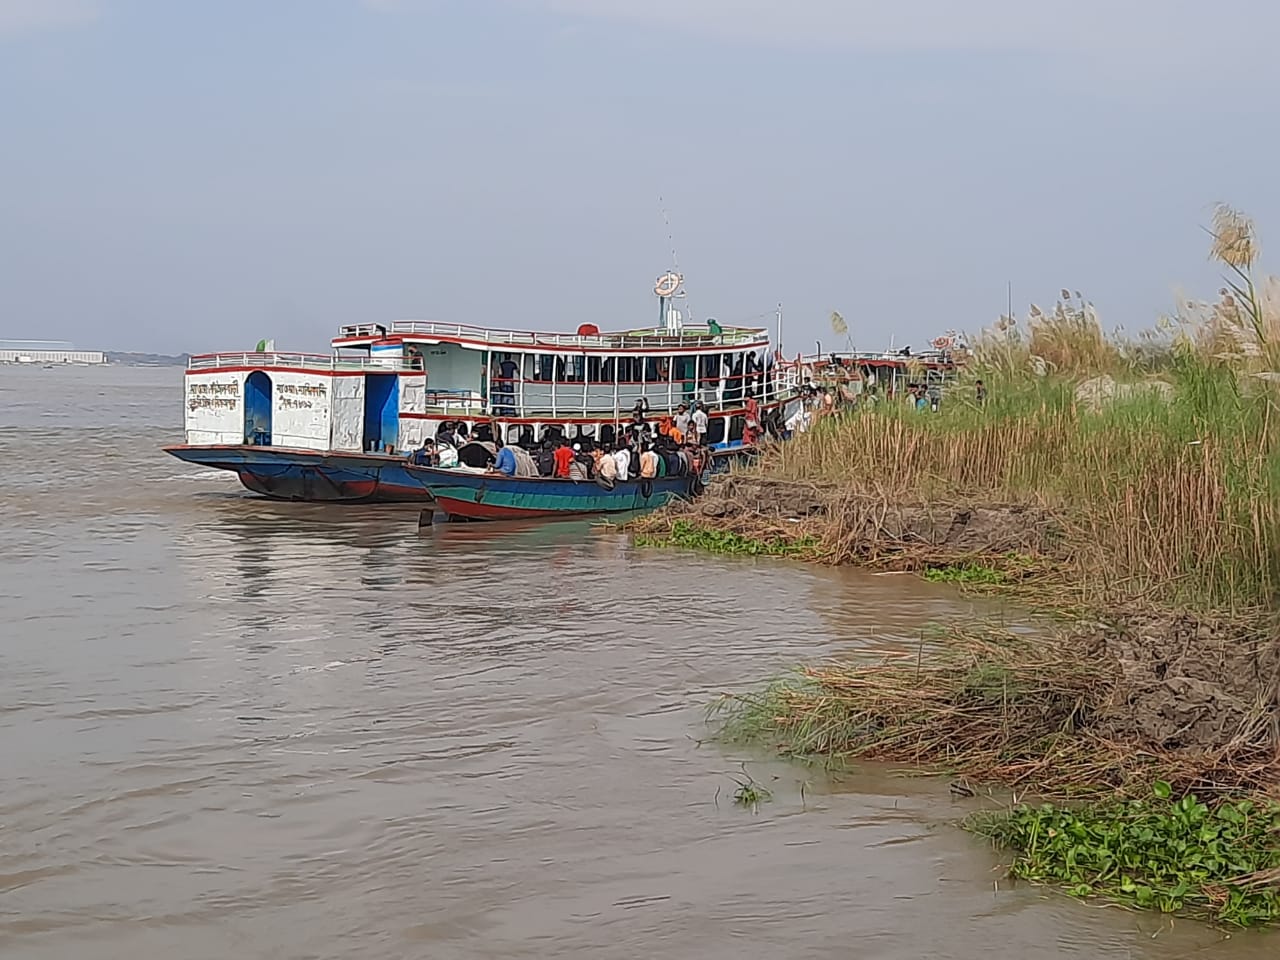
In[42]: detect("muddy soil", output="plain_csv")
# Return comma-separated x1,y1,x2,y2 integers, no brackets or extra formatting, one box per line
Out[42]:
1086,614,1280,755
676,475,1062,559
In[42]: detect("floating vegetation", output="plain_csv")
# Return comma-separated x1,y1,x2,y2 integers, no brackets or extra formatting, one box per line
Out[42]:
635,518,819,558
969,786,1280,927
921,562,1009,585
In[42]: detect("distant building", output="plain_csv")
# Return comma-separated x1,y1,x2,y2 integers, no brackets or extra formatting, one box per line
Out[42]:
0,339,106,364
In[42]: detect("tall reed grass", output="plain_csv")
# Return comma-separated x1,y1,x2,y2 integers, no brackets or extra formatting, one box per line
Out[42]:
761,206,1280,614
763,354,1280,612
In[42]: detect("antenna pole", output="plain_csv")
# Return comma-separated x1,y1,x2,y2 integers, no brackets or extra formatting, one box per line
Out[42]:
1007,280,1013,321
775,303,783,357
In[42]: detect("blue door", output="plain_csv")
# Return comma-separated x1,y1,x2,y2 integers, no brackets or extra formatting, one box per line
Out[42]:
244,371,273,445
363,374,399,452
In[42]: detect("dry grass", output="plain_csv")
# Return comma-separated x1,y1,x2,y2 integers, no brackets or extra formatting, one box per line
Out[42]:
715,626,1280,800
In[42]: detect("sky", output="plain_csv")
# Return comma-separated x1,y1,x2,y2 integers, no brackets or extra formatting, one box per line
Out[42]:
2,0,1279,355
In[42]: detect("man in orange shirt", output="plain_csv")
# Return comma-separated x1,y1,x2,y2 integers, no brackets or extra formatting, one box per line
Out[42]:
553,439,575,478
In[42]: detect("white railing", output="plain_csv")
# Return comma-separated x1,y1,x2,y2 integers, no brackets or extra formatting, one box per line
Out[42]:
335,319,768,352
188,352,423,372
482,370,789,417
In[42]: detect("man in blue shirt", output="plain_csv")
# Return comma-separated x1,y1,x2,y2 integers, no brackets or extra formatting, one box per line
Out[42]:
493,444,518,477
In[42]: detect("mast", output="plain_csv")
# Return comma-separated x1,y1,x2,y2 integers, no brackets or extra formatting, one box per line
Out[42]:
655,271,683,332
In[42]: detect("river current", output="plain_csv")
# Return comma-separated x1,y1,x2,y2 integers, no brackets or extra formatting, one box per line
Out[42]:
0,365,1274,959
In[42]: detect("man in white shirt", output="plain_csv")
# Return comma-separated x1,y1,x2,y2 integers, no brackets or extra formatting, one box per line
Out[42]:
673,403,691,440
612,443,631,481
691,403,709,443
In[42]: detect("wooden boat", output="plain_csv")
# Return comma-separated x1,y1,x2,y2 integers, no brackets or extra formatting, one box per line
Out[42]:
164,444,433,502
412,468,700,521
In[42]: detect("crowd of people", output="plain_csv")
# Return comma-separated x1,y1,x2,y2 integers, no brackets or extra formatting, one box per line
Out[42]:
407,399,723,486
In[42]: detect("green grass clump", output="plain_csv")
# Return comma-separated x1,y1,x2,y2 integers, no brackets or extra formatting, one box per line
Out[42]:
922,563,1009,585
639,519,818,558
970,785,1280,926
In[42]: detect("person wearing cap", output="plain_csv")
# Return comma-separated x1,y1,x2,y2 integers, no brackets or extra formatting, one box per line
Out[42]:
568,442,590,481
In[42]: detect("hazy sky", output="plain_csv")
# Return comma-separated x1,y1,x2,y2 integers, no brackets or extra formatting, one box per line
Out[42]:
3,0,1278,354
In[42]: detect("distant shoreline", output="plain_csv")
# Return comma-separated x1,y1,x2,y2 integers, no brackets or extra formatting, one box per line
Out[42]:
105,352,190,366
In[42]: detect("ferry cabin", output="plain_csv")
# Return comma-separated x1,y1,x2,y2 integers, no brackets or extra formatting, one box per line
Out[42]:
797,347,959,400
183,319,786,456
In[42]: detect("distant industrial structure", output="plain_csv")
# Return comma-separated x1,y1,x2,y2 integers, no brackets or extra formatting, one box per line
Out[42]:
0,339,106,365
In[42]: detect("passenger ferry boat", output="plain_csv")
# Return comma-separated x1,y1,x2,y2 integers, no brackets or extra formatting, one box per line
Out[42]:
794,332,966,399
165,273,798,504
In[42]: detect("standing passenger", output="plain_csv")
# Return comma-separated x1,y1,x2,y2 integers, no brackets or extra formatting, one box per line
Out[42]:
691,402,709,443
674,403,691,440
743,395,761,446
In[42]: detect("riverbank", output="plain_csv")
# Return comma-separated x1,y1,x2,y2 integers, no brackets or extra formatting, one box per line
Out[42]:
630,212,1280,924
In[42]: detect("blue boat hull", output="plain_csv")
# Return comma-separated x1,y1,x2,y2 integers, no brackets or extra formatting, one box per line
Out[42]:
409,467,699,520
164,444,722,514
164,445,435,503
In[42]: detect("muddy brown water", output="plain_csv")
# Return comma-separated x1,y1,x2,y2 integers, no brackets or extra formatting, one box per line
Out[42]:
1,366,1275,959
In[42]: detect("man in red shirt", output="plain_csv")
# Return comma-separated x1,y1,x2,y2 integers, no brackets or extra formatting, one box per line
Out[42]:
553,439,574,478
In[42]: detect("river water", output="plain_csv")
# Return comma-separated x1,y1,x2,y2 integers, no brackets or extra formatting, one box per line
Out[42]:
0,365,1273,959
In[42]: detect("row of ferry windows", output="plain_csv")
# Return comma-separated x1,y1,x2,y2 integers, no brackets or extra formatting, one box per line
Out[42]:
511,353,758,384
495,415,746,447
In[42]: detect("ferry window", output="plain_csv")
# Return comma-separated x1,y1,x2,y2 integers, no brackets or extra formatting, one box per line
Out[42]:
728,415,744,442
706,416,726,445
587,356,603,383
563,356,583,383
505,425,523,445
600,424,615,446
533,354,552,381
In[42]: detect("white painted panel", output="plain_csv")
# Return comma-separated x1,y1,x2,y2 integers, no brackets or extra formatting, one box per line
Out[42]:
271,370,333,450
398,373,428,449
399,373,426,414
420,342,482,392
185,371,246,444
331,375,364,451
399,418,427,449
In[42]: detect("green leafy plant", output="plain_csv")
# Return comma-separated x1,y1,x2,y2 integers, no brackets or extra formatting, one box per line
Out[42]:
922,563,1009,585
970,786,1280,926
639,519,818,558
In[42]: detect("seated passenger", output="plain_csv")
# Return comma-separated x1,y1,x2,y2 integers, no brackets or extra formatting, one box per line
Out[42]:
568,444,590,482
492,443,518,477
639,443,659,479
612,442,631,482
595,445,618,487
553,440,575,478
